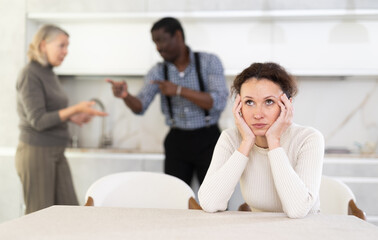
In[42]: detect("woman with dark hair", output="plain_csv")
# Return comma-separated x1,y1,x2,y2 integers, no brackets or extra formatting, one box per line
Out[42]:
15,24,107,214
198,62,324,218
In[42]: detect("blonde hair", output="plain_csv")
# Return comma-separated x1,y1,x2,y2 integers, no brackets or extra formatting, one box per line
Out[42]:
27,24,69,66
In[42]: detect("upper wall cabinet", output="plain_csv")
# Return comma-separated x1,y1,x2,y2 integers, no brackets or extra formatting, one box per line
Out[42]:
26,17,156,76
27,10,378,76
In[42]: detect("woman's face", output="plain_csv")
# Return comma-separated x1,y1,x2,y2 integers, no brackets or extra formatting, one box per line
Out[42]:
240,78,284,137
42,33,69,66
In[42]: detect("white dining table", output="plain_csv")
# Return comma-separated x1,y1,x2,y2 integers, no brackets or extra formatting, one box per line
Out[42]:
0,206,377,240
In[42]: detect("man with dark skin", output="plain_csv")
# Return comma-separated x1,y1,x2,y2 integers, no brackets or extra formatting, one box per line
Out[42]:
108,17,228,186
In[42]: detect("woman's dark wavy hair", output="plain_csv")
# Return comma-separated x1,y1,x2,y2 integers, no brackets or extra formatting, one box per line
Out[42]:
151,17,185,41
231,62,298,98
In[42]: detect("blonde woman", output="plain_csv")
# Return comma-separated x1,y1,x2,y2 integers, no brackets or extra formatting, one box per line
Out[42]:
198,62,324,218
15,25,107,214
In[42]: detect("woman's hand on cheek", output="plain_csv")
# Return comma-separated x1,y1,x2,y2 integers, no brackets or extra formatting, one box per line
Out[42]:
266,94,293,150
233,95,255,156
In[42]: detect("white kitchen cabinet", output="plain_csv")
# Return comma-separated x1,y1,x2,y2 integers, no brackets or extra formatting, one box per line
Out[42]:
26,10,378,77
1,147,377,225
274,20,378,75
27,19,157,75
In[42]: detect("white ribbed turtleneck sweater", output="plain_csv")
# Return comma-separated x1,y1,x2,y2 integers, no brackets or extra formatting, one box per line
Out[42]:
198,123,324,218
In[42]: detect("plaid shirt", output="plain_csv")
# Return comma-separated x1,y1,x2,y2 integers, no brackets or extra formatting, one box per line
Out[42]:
137,48,228,130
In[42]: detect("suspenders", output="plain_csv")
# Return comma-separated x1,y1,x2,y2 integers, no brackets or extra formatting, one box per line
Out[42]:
163,64,174,125
163,52,210,127
194,52,211,123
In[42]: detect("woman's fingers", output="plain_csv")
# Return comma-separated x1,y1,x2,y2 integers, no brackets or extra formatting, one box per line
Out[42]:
277,100,286,119
87,107,107,116
78,101,108,116
232,95,254,142
233,95,243,123
280,94,293,123
233,95,243,118
232,95,240,111
92,110,108,116
274,95,292,129
281,94,293,112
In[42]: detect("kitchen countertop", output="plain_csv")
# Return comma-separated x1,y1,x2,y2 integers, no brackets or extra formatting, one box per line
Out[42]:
0,147,377,159
55,148,378,159
66,147,161,154
65,148,164,160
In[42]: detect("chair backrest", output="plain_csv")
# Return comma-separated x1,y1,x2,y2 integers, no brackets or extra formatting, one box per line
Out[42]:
84,171,200,209
319,176,366,220
319,176,354,215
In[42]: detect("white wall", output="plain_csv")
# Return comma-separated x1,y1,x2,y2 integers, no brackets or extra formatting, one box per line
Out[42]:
0,0,26,223
0,0,376,152
295,77,377,152
0,0,25,147
25,0,378,12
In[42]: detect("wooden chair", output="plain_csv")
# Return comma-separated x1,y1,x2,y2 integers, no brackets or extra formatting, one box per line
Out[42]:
238,176,366,220
84,171,201,210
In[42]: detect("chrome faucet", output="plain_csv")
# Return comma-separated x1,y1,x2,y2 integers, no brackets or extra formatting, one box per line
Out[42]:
90,98,112,148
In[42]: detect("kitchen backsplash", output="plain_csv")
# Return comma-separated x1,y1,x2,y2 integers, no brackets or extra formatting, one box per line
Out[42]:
60,75,378,154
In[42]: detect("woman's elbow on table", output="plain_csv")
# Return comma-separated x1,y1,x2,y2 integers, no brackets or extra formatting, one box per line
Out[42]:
286,195,319,218
199,202,226,213
285,207,311,219
198,193,227,213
